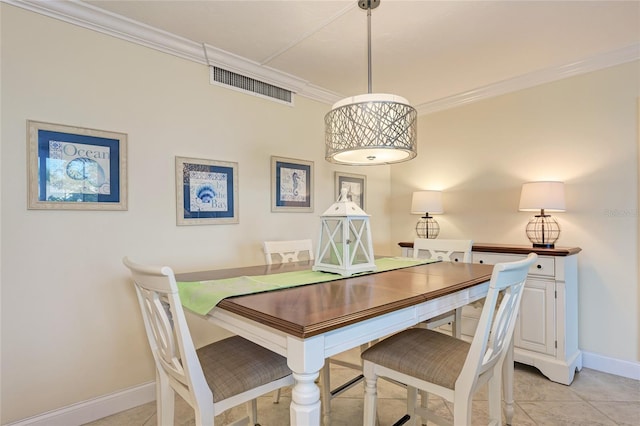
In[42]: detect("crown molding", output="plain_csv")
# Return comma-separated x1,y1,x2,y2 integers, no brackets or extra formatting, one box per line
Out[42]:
3,0,206,63
5,0,637,113
3,0,341,104
415,44,640,115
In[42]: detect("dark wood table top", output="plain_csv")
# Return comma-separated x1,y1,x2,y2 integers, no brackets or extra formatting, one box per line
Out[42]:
176,261,494,338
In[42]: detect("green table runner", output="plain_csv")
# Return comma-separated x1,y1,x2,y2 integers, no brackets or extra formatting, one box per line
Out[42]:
178,257,437,315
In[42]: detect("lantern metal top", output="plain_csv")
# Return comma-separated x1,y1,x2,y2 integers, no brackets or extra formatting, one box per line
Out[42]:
322,188,369,217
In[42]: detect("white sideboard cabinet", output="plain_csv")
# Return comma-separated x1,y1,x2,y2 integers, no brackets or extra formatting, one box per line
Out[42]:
399,242,582,385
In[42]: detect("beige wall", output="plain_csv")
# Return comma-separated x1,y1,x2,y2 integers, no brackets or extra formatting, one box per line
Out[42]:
390,61,639,362
0,5,393,423
1,3,638,424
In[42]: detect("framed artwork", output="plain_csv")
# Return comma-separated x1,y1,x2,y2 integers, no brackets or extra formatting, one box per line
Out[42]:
335,171,366,210
271,156,313,212
176,156,239,225
27,120,127,210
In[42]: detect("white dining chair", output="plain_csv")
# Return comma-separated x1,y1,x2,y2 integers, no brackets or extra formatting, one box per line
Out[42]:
412,238,473,337
263,239,314,265
361,253,537,426
123,257,293,426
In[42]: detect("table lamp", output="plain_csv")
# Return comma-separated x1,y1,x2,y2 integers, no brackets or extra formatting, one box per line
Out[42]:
411,190,443,239
518,181,566,248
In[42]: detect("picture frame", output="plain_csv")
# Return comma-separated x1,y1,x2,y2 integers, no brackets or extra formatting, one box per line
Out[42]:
335,171,366,210
176,156,239,225
27,120,128,210
271,156,314,212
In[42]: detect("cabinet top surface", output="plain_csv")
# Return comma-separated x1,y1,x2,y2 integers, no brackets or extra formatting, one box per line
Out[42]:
398,242,581,257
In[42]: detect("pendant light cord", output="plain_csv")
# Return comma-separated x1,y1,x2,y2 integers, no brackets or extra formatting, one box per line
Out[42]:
367,6,372,94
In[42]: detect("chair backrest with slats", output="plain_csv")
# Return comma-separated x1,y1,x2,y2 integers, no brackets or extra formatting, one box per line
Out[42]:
122,257,211,406
263,239,314,265
457,253,537,391
412,238,473,263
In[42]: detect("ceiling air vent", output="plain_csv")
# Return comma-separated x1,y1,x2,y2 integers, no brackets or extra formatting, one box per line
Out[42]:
210,66,294,105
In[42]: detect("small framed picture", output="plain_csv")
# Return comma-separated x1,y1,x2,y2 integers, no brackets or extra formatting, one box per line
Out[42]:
335,171,366,210
271,156,313,212
27,120,128,210
176,156,239,225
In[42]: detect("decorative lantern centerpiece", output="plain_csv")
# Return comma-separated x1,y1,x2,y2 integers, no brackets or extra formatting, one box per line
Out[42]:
313,188,376,277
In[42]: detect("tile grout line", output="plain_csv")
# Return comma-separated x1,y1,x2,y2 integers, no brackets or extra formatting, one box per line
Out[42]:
564,376,622,425
512,400,538,425
581,399,623,426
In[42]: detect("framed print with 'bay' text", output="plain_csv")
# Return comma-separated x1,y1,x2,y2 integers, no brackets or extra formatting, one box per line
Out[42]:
176,156,239,225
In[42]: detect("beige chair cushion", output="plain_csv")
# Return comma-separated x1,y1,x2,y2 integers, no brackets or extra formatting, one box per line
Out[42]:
361,328,470,390
198,336,292,402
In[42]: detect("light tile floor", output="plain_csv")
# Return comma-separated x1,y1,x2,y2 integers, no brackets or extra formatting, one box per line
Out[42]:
86,355,639,426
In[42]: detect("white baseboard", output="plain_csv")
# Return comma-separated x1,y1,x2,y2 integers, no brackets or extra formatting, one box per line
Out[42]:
6,381,155,426
7,353,639,426
582,351,640,381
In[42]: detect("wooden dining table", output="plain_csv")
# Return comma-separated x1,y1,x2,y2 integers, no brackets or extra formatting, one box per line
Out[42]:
176,259,509,426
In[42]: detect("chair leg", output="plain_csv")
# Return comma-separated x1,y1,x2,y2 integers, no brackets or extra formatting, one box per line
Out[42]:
272,388,281,404
194,404,214,426
453,392,473,426
363,363,378,426
419,389,429,426
156,369,175,426
406,386,418,426
247,399,258,426
488,368,503,426
452,308,462,338
322,344,371,425
321,362,332,426
502,341,515,425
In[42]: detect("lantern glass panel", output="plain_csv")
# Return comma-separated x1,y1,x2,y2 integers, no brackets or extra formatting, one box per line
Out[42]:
349,219,372,265
319,218,344,265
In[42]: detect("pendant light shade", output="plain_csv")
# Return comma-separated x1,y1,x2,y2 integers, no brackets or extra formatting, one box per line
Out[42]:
324,0,417,166
325,94,417,165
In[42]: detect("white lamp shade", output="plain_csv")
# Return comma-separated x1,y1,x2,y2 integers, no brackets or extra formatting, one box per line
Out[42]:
519,181,566,212
411,191,443,214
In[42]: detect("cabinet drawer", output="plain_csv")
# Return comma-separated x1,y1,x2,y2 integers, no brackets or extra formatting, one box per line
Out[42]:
472,252,555,277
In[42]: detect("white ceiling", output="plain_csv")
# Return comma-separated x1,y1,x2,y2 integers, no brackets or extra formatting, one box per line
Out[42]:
12,0,640,112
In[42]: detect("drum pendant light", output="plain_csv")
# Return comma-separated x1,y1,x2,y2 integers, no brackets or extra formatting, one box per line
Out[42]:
324,0,417,165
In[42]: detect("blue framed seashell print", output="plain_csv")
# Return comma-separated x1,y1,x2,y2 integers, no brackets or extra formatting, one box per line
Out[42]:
27,120,127,210
175,156,239,225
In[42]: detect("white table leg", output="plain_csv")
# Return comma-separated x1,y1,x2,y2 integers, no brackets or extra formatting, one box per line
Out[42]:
287,336,325,426
290,371,321,426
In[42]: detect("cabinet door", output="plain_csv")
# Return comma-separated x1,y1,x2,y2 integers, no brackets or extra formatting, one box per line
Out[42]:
514,277,556,356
